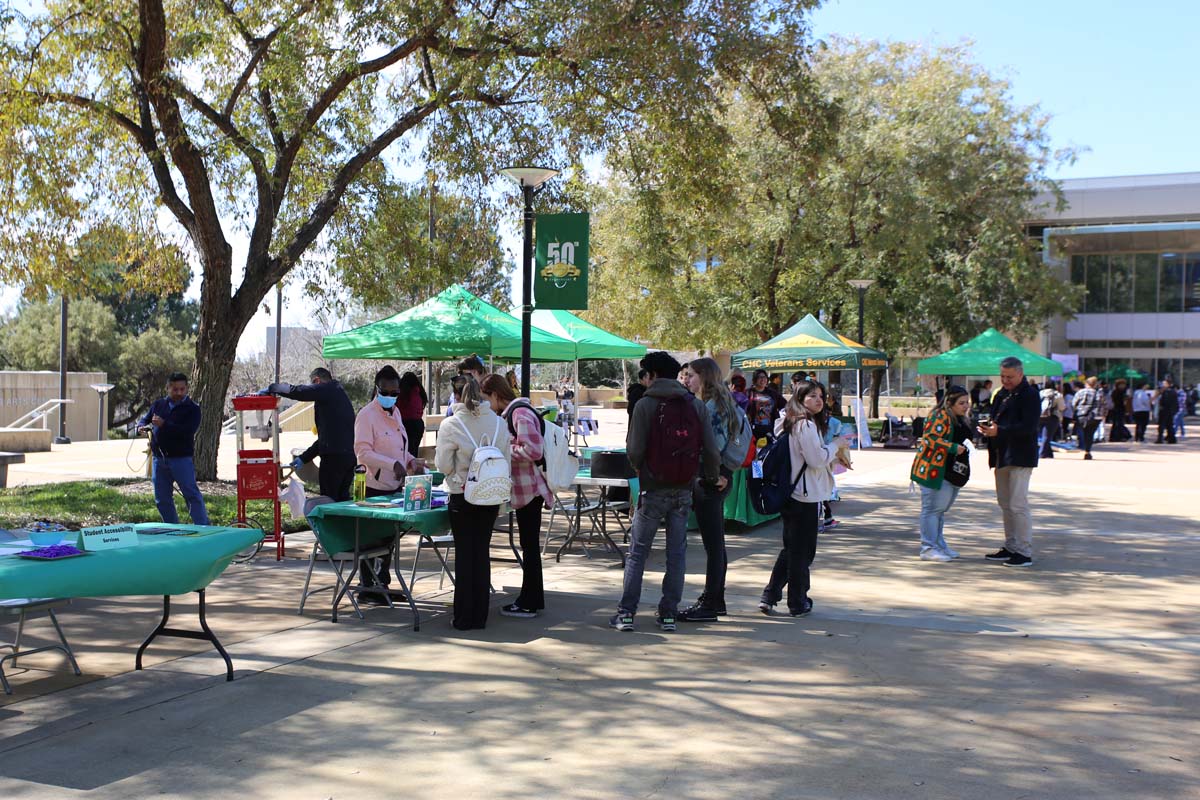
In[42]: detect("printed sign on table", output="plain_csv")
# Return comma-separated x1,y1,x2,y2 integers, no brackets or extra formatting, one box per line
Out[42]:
80,524,139,551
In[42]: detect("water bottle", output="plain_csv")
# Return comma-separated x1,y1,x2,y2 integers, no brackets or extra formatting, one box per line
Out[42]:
353,465,367,501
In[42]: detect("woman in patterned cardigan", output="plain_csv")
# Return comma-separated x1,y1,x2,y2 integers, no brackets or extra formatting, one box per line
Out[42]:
910,386,974,561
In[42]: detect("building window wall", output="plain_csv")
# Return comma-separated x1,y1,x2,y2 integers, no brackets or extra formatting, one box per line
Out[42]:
1071,251,1200,313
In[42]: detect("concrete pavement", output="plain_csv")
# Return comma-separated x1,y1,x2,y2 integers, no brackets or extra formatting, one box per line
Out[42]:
0,425,1197,798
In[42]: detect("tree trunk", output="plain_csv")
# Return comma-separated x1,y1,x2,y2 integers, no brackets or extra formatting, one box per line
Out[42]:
870,368,884,418
191,331,240,482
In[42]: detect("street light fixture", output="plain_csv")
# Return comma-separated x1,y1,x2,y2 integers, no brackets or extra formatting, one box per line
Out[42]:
89,383,115,442
500,165,560,398
847,279,876,439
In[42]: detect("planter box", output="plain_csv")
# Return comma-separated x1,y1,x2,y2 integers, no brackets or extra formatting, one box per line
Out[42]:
607,400,627,409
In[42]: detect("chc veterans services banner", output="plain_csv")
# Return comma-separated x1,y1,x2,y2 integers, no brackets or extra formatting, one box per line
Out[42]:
534,212,589,310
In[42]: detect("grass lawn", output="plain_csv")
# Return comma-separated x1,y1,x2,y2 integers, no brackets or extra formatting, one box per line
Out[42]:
0,478,311,533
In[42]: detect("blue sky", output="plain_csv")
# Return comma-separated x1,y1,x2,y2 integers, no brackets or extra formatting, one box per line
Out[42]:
809,0,1200,179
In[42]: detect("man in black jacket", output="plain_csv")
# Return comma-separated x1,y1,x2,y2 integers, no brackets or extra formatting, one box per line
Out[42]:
267,368,357,501
139,372,210,525
977,356,1040,567
1155,379,1179,444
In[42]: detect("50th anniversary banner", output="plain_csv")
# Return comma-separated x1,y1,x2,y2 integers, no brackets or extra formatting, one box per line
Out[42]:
534,212,589,310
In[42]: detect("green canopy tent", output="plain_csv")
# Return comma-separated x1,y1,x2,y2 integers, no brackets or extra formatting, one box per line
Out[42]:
521,309,647,405
732,314,890,448
1096,364,1150,384
732,313,890,372
916,328,1063,376
322,284,577,363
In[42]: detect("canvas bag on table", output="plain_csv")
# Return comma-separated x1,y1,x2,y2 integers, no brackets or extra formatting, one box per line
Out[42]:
460,417,513,505
503,398,579,492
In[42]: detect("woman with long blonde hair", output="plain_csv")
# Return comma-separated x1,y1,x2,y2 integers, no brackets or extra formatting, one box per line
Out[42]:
679,357,738,621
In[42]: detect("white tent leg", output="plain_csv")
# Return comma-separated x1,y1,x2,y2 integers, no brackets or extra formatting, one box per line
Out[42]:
856,369,862,450
886,367,892,421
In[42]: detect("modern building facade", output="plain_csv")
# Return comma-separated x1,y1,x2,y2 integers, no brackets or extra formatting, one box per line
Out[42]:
1029,172,1200,387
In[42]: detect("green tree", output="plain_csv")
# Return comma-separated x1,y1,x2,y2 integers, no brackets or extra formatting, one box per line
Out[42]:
324,178,511,315
1,0,818,478
588,38,1080,363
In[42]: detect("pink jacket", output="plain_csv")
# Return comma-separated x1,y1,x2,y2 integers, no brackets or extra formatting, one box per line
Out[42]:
353,400,415,493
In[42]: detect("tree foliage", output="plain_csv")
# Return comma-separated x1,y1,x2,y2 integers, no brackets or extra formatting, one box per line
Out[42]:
323,178,510,315
0,0,819,477
587,38,1080,357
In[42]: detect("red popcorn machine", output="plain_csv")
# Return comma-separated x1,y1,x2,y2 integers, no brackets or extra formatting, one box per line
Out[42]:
231,393,285,560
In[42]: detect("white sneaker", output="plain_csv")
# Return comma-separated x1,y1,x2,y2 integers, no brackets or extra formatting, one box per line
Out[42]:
920,550,953,562
944,548,961,559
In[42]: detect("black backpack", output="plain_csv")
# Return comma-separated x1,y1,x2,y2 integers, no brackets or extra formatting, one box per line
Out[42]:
748,432,807,515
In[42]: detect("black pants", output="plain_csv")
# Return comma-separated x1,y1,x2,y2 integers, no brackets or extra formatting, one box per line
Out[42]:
691,475,732,609
1133,411,1150,442
513,496,545,610
1039,416,1060,458
360,485,396,589
762,499,819,613
1156,411,1177,444
1078,418,1100,454
319,452,356,502
402,418,425,459
1109,409,1131,442
449,493,500,629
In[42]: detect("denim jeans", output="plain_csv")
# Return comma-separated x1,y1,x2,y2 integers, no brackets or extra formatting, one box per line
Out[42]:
761,499,820,613
919,482,960,555
618,487,692,617
152,456,210,525
1038,417,1060,458
1174,410,1186,439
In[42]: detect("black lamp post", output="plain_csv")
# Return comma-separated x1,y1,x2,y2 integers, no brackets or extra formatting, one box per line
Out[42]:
500,166,560,398
55,294,71,444
847,279,875,403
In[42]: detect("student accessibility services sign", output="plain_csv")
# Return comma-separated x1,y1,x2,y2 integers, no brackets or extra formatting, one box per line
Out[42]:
534,212,589,310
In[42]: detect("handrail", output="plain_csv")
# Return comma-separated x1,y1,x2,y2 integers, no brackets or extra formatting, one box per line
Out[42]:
6,399,74,430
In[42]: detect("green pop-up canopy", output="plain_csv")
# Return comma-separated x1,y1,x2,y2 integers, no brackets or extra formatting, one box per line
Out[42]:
523,309,647,360
916,328,1063,376
732,313,889,370
1096,364,1150,383
322,284,577,362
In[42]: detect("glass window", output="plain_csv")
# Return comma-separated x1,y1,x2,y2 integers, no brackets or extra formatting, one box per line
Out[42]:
1085,255,1109,312
1070,256,1087,312
1133,253,1158,312
1182,359,1200,389
1108,254,1133,312
1184,253,1200,312
1161,254,1184,312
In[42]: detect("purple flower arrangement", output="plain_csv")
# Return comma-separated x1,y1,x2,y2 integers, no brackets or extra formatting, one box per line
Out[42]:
16,544,85,559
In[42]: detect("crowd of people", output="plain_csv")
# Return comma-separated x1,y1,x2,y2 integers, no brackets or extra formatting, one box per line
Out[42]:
135,350,1192,634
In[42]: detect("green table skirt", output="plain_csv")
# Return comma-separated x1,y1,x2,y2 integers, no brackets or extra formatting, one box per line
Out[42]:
0,524,263,600
307,498,451,555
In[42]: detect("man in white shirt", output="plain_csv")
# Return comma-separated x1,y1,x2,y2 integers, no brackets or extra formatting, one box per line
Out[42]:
1131,382,1153,443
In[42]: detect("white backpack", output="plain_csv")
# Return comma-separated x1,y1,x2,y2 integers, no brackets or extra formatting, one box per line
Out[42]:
504,399,578,493
540,416,579,492
461,417,512,506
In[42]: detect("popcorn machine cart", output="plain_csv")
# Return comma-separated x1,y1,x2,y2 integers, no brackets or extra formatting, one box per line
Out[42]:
231,394,285,560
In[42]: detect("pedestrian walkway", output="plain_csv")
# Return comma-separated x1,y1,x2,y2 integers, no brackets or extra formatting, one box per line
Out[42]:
1,423,1197,799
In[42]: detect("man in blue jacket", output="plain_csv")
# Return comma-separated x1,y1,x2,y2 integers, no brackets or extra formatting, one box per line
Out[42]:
139,372,209,525
266,368,357,501
977,356,1039,567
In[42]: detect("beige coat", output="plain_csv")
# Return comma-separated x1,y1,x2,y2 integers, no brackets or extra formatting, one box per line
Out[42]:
435,402,513,494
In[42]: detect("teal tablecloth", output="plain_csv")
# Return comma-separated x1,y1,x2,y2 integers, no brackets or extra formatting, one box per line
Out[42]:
306,498,451,555
0,524,263,600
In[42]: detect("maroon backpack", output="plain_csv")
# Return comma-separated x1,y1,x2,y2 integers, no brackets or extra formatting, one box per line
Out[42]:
644,395,703,484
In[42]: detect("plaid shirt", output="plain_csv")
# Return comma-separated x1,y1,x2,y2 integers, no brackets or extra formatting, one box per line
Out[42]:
1073,387,1099,420
508,405,553,510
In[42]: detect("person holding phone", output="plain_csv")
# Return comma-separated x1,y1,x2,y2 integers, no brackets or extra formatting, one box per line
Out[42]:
977,357,1040,567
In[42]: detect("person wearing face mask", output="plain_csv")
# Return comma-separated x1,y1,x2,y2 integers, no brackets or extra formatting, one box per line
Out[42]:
352,365,426,604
